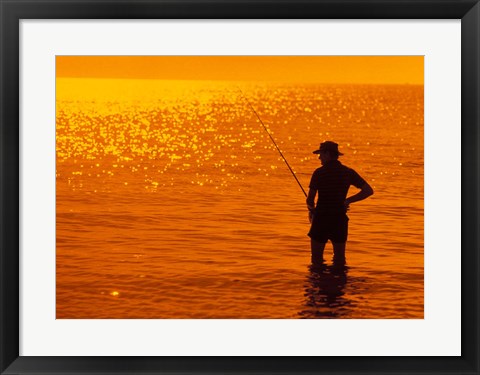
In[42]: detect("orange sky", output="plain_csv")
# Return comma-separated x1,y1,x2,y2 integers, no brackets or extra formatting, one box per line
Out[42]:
56,56,423,84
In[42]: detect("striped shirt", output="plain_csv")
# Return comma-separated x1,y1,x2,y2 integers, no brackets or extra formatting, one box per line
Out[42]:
309,160,366,216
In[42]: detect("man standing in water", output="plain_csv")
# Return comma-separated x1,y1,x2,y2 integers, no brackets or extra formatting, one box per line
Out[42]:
306,141,373,267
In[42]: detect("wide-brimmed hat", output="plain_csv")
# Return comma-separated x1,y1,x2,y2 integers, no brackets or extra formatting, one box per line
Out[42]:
312,141,344,155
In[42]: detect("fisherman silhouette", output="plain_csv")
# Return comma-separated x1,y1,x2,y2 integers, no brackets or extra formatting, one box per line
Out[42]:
306,141,373,267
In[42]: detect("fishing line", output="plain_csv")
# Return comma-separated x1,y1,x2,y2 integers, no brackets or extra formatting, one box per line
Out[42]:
238,88,307,198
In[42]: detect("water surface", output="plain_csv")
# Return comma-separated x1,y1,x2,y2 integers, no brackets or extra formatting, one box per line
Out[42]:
56,80,424,318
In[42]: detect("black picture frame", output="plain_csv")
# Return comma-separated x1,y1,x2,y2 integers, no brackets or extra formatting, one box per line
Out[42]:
1,1,479,374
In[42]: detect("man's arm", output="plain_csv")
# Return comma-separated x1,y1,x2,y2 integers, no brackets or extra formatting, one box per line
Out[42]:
345,183,374,209
306,188,316,223
306,188,316,211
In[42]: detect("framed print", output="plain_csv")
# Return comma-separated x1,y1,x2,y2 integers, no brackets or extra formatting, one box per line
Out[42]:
1,0,479,374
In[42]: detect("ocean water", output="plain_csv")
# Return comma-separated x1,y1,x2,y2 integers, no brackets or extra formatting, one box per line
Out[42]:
56,79,424,318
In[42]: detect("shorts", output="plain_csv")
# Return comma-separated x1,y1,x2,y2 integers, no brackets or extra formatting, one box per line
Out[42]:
308,214,349,243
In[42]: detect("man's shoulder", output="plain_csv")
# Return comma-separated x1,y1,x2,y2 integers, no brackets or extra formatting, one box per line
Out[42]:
341,164,367,186
313,163,349,173
312,162,358,175
341,164,355,172
337,162,357,173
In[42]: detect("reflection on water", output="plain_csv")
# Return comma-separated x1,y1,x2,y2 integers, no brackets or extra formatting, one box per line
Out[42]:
56,79,424,319
300,265,350,319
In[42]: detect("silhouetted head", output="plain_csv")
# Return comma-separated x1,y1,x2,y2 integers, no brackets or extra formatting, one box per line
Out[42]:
312,141,343,165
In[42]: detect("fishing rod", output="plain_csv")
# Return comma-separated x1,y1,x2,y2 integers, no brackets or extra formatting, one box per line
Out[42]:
238,88,307,198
